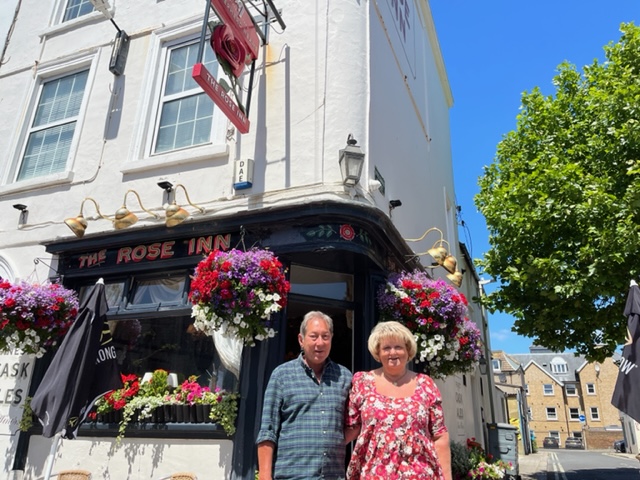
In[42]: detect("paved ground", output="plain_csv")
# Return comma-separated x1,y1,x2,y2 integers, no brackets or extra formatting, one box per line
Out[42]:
518,451,549,480
517,449,640,480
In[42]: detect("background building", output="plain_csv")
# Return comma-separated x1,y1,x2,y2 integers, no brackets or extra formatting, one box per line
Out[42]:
496,346,623,450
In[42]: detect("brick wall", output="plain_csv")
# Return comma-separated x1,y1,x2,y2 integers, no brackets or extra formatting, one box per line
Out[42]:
584,429,621,450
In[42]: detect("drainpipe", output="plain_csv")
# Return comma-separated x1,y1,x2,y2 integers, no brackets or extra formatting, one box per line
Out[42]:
479,280,496,425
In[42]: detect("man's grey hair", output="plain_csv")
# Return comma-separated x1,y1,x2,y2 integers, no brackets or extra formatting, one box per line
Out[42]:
300,311,334,336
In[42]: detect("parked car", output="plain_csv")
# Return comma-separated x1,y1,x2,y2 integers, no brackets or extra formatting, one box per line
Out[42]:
565,437,584,449
614,439,626,452
543,437,560,448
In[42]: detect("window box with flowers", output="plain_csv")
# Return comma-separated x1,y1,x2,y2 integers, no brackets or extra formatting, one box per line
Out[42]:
89,370,238,444
0,280,79,357
377,270,482,378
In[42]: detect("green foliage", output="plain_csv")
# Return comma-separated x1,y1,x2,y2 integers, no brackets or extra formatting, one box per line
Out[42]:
475,22,640,360
531,438,538,453
450,441,472,480
19,397,33,432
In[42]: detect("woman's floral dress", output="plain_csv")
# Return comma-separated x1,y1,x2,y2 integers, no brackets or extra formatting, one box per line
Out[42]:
345,371,447,479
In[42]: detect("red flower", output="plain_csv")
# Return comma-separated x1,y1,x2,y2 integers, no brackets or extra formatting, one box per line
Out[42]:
4,298,15,308
339,224,356,241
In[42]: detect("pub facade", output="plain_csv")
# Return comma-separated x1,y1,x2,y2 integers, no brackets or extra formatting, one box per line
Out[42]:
0,0,496,478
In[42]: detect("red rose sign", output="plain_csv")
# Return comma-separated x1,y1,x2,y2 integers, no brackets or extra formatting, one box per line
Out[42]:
211,25,248,78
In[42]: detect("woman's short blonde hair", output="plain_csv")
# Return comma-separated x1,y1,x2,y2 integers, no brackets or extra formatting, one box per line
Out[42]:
367,321,417,362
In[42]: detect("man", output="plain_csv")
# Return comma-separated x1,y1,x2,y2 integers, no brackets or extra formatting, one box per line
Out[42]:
257,311,352,480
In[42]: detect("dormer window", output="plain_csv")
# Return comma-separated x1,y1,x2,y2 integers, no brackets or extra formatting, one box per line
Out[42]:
550,357,568,374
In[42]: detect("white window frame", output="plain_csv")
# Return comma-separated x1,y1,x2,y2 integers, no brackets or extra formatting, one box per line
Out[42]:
566,384,577,396
60,0,95,22
569,408,580,421
1,50,98,194
546,407,557,420
586,383,596,395
543,384,554,395
126,17,228,174
492,359,501,372
42,0,110,37
551,360,568,374
590,407,600,421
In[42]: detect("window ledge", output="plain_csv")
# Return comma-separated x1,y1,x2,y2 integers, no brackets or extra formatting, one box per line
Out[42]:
40,11,108,38
122,144,229,175
80,421,232,439
0,171,74,195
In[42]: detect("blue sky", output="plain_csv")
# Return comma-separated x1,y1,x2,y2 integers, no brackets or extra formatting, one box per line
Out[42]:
428,2,639,353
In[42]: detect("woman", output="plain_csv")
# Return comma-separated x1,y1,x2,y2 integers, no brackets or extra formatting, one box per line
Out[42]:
345,321,452,480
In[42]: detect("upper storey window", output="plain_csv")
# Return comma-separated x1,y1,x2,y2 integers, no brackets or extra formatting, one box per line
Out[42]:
18,70,89,181
153,40,218,154
63,0,94,22
550,357,568,374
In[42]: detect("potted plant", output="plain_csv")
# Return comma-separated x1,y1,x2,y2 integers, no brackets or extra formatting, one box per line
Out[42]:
0,280,79,357
466,437,512,480
188,248,290,346
377,270,483,378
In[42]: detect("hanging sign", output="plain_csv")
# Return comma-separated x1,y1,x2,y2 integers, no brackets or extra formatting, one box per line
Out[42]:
192,63,250,134
210,0,260,60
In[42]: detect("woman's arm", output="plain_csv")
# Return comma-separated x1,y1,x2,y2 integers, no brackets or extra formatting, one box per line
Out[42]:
434,431,452,480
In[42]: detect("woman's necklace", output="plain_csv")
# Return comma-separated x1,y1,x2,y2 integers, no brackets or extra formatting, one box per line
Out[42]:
382,369,409,386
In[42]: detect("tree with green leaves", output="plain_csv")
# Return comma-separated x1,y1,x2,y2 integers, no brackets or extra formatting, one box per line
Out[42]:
475,23,640,360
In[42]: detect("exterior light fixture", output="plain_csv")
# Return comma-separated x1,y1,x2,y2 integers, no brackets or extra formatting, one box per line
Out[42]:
13,204,27,212
389,199,402,210
478,356,488,375
338,134,365,186
404,227,465,287
89,0,129,76
447,270,463,288
165,184,205,227
157,180,174,192
114,189,160,230
64,198,112,238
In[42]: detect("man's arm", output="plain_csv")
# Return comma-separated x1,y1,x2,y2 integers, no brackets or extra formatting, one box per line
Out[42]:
257,440,275,480
344,425,360,444
434,431,452,480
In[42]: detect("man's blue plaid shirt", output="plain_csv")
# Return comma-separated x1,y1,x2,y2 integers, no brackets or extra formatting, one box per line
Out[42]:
257,355,352,479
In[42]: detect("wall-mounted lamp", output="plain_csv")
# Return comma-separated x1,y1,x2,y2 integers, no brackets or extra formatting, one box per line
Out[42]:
404,226,464,287
64,198,113,238
447,270,463,288
389,199,402,210
13,203,28,226
338,134,365,186
405,227,449,265
478,356,488,375
157,180,174,192
165,184,205,227
89,0,129,76
114,189,160,230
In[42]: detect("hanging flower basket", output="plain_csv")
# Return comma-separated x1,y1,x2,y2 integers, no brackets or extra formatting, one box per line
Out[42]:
188,248,290,346
0,280,79,357
377,270,482,378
